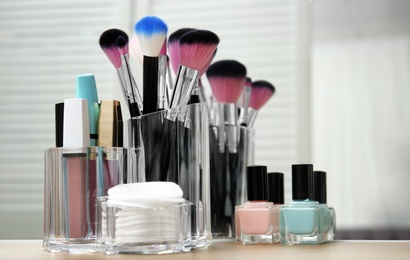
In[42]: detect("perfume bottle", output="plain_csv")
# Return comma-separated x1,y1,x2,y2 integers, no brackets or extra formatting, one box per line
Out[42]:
280,164,327,245
314,171,336,241
265,172,284,243
235,165,276,244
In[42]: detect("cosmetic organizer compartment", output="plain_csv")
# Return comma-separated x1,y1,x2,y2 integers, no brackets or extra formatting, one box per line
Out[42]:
210,125,255,238
43,146,127,253
96,196,193,255
126,102,212,248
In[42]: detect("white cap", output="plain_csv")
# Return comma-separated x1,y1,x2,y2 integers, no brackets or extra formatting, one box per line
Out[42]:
63,98,90,148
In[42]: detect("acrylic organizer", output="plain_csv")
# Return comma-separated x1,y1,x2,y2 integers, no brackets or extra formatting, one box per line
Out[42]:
209,125,255,238
126,102,212,248
96,196,192,255
43,146,127,253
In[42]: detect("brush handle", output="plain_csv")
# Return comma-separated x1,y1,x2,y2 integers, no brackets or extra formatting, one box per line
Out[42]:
120,55,142,117
143,56,159,114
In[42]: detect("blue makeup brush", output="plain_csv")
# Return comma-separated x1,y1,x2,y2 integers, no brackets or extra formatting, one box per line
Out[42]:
135,15,168,114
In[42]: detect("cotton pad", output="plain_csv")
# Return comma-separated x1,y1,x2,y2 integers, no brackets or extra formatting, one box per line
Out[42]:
107,181,183,203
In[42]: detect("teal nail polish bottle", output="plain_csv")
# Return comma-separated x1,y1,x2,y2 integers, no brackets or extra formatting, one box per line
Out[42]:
313,171,336,242
280,164,327,245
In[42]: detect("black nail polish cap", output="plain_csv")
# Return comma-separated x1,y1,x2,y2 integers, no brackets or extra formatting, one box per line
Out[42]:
314,171,327,204
266,172,284,204
292,164,314,200
247,165,267,201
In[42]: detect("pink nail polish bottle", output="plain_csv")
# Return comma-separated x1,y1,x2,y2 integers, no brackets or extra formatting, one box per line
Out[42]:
235,165,278,244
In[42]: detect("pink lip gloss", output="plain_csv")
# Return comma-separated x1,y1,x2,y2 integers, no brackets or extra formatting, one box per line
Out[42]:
62,98,91,240
235,165,280,244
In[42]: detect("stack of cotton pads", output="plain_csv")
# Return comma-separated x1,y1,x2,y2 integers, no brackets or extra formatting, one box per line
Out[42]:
106,182,186,244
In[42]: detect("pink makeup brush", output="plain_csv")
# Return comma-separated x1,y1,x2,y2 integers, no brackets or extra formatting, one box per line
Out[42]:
129,36,144,66
99,29,142,117
247,80,275,127
168,29,219,115
167,28,196,76
206,60,247,153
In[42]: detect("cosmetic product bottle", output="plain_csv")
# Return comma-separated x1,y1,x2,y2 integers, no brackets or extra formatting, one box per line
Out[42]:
76,74,99,146
280,164,327,245
265,172,284,243
314,171,336,241
89,100,127,238
235,165,275,244
63,98,91,241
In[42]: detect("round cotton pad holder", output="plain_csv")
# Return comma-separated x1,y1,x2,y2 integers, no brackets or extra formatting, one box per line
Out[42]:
96,182,193,255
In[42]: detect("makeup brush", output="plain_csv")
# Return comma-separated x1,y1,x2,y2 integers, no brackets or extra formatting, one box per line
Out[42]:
247,80,275,127
134,16,169,182
238,77,252,126
169,29,219,114
99,29,142,117
189,49,217,105
116,35,143,117
129,36,144,66
135,16,168,114
168,28,196,76
159,40,171,110
206,59,247,153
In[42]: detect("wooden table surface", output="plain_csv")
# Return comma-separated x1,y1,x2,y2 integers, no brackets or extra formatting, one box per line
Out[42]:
1,239,409,260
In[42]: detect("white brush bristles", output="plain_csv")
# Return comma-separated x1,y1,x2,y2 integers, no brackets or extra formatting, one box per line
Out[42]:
129,36,144,65
136,34,166,57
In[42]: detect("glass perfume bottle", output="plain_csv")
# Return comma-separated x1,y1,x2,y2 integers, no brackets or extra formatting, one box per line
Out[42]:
314,171,336,241
235,165,276,244
280,164,327,245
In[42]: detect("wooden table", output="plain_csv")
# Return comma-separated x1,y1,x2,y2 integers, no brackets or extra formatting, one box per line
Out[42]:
1,240,409,260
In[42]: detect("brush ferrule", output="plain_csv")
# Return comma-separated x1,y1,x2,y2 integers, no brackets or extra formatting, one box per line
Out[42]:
170,66,199,109
247,108,258,128
158,55,168,110
238,86,252,125
223,103,238,153
121,55,143,117
217,103,226,153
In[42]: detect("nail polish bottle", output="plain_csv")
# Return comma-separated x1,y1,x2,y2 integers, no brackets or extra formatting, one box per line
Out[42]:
314,171,336,241
265,172,284,243
280,164,327,245
235,165,275,244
